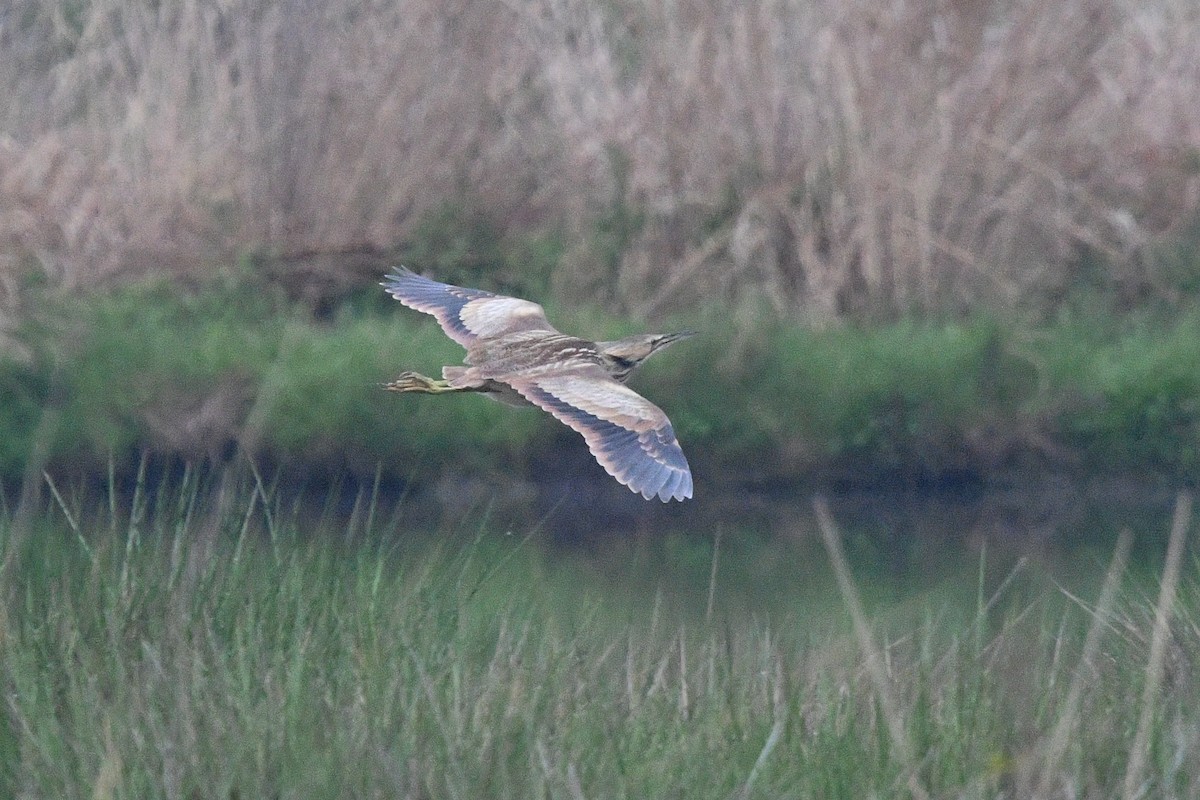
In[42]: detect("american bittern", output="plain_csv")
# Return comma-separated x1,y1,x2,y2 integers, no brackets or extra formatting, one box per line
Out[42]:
382,268,694,501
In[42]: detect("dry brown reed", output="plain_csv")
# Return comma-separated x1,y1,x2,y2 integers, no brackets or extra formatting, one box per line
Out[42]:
531,0,1200,318
0,0,549,287
1,0,1198,320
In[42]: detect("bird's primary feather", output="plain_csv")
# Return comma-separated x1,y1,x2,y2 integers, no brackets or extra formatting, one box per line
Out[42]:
382,268,556,347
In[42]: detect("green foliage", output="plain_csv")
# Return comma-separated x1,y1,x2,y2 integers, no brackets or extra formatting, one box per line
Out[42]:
768,320,997,462
1063,312,1200,472
590,145,646,279
667,310,1009,475
258,313,541,471
0,276,545,482
0,358,46,477
6,273,1200,487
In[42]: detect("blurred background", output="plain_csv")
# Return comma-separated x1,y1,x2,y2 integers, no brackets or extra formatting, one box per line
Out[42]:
7,7,1200,793
2,0,1200,545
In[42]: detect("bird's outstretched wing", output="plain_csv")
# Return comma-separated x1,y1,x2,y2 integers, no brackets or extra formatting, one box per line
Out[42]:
382,268,557,347
507,371,693,502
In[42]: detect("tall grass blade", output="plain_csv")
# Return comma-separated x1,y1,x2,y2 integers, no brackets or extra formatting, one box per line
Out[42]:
1035,528,1132,795
734,655,785,800
813,495,931,800
1122,491,1193,799
44,471,91,561
707,526,722,625
364,461,383,535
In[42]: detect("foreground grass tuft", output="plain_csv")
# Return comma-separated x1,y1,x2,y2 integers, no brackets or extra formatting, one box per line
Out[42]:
0,476,1198,797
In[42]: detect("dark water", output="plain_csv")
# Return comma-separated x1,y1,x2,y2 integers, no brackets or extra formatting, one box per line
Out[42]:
6,457,1190,627
412,466,1184,557
363,467,1188,621
10,454,1186,575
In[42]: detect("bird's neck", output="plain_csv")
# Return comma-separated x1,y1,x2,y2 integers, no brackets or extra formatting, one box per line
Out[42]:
601,353,639,383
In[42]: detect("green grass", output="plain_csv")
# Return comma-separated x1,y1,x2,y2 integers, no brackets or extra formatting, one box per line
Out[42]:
1,474,1198,798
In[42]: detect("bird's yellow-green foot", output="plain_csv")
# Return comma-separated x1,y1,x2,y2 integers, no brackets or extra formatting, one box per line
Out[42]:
385,371,455,393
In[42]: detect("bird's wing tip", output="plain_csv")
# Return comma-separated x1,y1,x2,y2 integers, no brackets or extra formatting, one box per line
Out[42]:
380,265,412,285
627,459,692,502
656,470,693,502
506,375,694,503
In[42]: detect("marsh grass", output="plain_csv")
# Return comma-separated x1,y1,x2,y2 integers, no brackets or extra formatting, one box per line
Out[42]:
0,472,1198,798
2,0,1198,321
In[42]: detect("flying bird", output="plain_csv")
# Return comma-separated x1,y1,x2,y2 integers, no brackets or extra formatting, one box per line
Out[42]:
382,268,694,501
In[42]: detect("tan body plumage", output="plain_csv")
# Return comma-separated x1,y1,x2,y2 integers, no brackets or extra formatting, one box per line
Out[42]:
382,268,694,502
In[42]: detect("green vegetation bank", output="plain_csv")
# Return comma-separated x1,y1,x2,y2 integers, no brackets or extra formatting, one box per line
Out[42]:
5,260,1200,493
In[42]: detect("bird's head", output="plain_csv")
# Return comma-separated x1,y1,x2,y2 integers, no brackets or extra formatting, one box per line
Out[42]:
597,331,695,382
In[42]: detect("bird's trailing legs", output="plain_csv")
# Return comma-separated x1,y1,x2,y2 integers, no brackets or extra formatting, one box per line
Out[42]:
385,371,460,394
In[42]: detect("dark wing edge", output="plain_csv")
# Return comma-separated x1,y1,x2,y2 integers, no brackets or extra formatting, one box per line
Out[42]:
381,267,500,347
381,267,554,346
508,378,693,503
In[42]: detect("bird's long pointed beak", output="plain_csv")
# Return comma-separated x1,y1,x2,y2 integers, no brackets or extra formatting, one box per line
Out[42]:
644,330,695,357
660,330,697,347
